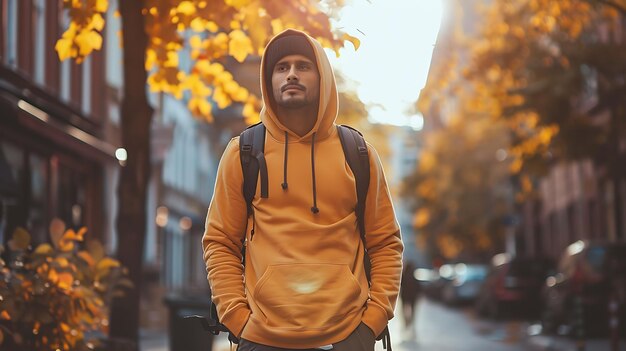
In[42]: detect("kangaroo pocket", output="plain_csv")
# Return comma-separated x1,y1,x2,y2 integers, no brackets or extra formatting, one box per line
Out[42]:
253,263,362,329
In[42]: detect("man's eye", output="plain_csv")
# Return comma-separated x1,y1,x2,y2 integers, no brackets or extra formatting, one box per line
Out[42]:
298,64,311,70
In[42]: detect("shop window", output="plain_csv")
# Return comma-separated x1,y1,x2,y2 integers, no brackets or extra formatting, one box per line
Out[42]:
57,161,86,229
0,139,92,248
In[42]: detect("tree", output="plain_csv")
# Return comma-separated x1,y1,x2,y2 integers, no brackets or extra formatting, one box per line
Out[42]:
56,0,358,346
414,0,626,259
403,104,511,260
463,0,626,236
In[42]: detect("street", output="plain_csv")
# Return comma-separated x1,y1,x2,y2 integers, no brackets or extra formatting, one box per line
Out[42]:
210,297,527,351
387,298,525,351
143,296,619,351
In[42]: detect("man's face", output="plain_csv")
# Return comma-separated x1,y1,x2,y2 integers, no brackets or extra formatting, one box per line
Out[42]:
271,54,320,109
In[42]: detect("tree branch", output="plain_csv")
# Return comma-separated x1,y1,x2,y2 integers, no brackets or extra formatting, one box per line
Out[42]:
594,0,626,15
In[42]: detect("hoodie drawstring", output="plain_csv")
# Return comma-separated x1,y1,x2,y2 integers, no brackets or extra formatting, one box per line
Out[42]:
282,131,289,190
310,132,319,214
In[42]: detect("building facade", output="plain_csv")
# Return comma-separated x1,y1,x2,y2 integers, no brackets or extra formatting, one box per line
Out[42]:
0,0,122,250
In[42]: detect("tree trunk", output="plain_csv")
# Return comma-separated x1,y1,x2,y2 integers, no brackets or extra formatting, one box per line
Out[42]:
109,0,153,347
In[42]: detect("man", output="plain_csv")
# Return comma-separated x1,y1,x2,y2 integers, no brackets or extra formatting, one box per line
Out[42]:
202,29,403,350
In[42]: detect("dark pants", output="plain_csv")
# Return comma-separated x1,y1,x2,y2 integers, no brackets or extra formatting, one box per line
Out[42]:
237,323,376,351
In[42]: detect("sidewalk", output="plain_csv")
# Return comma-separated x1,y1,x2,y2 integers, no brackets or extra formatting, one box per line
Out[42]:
525,334,623,351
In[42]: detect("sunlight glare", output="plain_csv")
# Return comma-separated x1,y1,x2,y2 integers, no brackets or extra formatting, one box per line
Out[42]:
327,0,443,129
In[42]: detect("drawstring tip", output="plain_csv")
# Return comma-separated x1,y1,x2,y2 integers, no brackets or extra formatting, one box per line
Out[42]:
281,183,288,190
311,206,319,214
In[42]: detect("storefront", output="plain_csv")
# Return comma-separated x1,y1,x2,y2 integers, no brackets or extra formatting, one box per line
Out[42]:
0,75,117,247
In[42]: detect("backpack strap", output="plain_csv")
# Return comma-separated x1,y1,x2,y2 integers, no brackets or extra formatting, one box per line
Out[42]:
239,122,268,217
337,125,371,283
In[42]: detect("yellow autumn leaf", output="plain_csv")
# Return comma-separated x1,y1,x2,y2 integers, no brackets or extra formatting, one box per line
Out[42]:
95,0,108,13
190,18,205,33
225,0,252,9
188,78,212,97
223,80,240,94
232,87,249,102
164,51,179,67
8,227,30,250
75,29,102,56
34,243,54,255
213,86,231,109
228,29,253,63
48,269,59,283
145,49,157,71
96,257,121,271
230,20,241,30
270,19,284,35
189,97,212,117
58,237,75,252
91,13,105,31
176,1,196,16
194,60,213,76
205,21,219,33
342,33,360,51
57,272,74,290
243,96,261,125
55,37,74,61
55,257,70,267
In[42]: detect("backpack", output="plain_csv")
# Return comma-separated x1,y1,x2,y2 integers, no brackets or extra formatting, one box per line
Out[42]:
194,123,392,350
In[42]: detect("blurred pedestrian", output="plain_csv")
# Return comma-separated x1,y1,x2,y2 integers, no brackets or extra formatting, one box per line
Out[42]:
202,29,403,351
400,261,421,330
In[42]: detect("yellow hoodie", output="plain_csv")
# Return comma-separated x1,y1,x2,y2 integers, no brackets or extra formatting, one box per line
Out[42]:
202,29,403,349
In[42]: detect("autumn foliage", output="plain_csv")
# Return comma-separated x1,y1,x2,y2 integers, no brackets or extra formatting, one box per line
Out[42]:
56,0,359,124
410,0,625,259
0,220,131,351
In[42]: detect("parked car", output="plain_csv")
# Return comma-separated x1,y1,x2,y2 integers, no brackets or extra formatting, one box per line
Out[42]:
541,241,626,336
475,253,555,319
441,263,489,305
423,263,454,300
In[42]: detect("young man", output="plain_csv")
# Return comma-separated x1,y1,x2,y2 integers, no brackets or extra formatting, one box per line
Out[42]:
202,29,403,350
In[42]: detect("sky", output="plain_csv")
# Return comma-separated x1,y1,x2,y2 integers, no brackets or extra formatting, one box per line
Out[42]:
324,0,443,130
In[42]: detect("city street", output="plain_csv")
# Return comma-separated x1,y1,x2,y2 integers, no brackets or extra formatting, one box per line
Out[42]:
143,296,619,351
388,298,526,351
209,298,528,351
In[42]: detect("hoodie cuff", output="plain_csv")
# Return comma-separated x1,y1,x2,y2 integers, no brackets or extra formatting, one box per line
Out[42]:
223,306,252,338
361,302,388,337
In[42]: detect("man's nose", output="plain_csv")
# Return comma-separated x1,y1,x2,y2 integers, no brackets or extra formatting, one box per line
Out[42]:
286,65,298,81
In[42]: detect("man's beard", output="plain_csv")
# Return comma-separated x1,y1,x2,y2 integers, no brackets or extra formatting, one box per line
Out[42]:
276,98,312,109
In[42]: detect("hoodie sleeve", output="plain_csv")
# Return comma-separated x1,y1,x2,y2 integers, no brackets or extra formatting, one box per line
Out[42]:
360,143,404,337
202,137,251,337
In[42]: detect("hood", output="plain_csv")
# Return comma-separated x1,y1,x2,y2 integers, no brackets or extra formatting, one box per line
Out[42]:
259,29,339,143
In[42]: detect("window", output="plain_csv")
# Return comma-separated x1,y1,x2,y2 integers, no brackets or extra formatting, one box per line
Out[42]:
4,0,17,66
82,55,92,114
33,0,46,85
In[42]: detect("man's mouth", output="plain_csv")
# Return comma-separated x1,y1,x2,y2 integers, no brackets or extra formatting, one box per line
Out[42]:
282,84,304,92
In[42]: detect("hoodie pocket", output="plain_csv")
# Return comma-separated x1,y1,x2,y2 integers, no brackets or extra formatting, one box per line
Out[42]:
253,263,362,329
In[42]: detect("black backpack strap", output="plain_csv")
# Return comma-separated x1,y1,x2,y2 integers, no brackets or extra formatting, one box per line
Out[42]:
239,122,268,217
337,125,371,282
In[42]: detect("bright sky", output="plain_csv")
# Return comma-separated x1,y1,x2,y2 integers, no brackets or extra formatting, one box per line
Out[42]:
325,0,443,130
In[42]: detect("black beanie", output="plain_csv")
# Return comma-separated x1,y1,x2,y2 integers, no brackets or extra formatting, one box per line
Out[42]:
264,34,317,81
